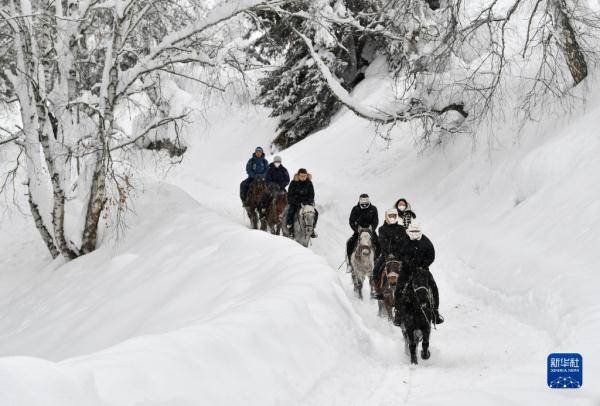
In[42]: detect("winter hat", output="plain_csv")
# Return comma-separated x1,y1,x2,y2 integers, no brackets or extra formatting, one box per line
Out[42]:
273,156,282,163
385,208,398,224
359,194,370,209
407,222,422,240
255,146,264,153
298,168,308,174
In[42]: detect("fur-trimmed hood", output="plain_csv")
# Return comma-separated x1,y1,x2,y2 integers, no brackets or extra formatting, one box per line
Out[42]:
293,173,313,181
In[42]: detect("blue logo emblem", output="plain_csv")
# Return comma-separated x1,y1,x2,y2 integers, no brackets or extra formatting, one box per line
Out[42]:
547,353,582,388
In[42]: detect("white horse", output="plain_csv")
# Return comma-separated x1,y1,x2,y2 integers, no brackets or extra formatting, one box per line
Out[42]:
350,227,375,299
283,204,316,247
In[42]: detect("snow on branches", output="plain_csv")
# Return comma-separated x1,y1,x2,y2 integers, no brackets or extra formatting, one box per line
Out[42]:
0,0,286,259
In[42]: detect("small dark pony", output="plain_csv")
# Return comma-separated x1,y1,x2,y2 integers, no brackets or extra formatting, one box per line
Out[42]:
244,176,269,230
265,185,287,235
375,256,401,321
397,267,435,365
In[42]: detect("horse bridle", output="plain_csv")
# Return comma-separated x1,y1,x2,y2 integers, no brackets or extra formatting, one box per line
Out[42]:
378,260,401,289
408,271,435,326
299,206,314,233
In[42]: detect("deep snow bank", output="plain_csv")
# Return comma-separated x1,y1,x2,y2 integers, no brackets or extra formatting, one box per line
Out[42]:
161,60,600,403
0,183,376,405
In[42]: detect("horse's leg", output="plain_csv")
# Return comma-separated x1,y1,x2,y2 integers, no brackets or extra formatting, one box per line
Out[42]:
351,272,360,299
408,327,418,365
357,276,363,300
421,325,431,360
387,301,394,322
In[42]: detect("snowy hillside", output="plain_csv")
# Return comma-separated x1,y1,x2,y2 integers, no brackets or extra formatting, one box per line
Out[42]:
2,56,598,405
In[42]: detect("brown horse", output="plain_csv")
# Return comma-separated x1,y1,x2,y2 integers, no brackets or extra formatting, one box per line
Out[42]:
375,257,402,321
265,185,288,235
245,176,269,230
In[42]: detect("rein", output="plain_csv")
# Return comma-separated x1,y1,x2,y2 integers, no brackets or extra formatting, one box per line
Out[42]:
410,276,436,330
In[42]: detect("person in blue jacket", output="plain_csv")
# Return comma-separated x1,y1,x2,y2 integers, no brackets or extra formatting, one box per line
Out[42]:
240,147,269,205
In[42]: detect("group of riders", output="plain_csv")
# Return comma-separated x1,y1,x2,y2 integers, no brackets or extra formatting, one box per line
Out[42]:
347,194,444,326
240,146,443,327
240,146,317,237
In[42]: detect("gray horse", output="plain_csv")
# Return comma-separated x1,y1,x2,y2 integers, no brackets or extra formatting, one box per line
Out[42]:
282,204,316,247
349,227,375,299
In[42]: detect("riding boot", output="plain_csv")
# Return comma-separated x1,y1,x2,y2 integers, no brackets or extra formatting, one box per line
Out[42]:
393,310,402,327
433,309,444,324
426,268,444,324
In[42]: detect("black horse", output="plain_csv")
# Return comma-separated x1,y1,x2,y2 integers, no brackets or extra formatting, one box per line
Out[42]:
396,267,435,365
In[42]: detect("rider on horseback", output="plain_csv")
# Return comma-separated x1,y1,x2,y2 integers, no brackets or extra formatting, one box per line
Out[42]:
372,208,410,299
286,168,318,238
347,194,379,267
265,156,290,190
393,222,444,326
240,147,269,206
260,155,290,210
395,198,417,228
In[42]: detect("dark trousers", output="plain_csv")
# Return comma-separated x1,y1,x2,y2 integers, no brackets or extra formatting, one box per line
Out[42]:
240,178,252,202
372,255,386,286
286,204,319,228
346,234,358,261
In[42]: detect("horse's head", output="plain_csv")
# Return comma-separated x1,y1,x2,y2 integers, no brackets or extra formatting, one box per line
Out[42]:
273,189,288,219
411,267,432,311
384,256,402,286
253,175,267,191
357,227,373,257
300,204,316,232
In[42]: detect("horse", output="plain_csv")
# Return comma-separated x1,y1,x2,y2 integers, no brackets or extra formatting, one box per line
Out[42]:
282,203,316,247
244,176,269,230
375,257,401,320
349,227,375,300
397,266,435,365
265,185,288,235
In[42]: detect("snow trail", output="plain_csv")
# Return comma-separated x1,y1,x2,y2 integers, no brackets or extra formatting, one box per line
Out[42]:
1,67,599,404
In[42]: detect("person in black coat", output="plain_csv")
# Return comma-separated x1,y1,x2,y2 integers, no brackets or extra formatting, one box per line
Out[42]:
260,156,290,210
393,222,444,325
265,156,290,190
372,208,410,298
394,198,417,228
286,168,318,237
346,194,379,263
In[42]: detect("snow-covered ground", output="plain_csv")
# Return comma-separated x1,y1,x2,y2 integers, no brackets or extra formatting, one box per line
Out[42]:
1,63,599,404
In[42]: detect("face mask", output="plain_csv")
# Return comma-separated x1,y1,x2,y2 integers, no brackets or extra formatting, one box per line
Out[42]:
360,203,370,209
274,162,281,167
397,205,406,212
387,216,398,224
408,230,422,240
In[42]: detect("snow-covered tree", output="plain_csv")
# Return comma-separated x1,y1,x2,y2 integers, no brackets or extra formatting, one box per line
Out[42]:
0,0,283,260
287,0,600,146
254,0,378,148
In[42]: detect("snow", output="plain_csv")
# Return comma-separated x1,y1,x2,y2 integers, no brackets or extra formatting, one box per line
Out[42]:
1,47,600,406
